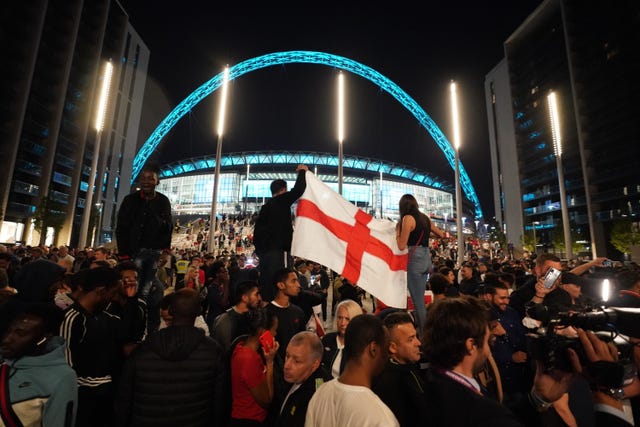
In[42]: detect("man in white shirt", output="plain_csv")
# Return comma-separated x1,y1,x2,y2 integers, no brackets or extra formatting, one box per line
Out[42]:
305,314,399,427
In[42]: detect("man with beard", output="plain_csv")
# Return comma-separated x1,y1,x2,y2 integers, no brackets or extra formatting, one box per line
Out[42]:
485,284,529,410
420,296,574,427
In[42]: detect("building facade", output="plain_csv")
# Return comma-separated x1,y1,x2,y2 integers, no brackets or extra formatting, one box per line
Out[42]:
486,0,640,258
0,1,149,247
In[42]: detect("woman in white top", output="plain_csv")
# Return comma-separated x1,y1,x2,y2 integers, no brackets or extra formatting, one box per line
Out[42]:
320,299,363,378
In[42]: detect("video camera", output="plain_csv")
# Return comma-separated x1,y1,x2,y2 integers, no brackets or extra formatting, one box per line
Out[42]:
526,304,640,388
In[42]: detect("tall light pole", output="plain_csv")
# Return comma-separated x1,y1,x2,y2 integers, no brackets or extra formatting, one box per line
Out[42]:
532,221,540,254
208,66,230,253
547,91,573,260
79,60,113,249
243,163,250,213
337,72,345,195
379,170,383,218
450,81,464,266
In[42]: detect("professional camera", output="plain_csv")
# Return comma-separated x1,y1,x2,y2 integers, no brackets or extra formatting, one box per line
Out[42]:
526,304,640,388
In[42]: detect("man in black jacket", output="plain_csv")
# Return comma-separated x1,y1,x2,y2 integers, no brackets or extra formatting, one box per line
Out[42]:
373,311,424,427
253,164,308,301
116,163,172,333
273,331,331,427
114,290,226,427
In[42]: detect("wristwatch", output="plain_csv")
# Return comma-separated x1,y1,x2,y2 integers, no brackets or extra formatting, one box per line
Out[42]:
529,388,553,411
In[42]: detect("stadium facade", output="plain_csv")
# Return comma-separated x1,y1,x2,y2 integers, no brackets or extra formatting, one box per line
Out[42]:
137,150,479,244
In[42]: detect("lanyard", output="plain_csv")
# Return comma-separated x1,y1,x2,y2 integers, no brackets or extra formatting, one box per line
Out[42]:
434,366,482,395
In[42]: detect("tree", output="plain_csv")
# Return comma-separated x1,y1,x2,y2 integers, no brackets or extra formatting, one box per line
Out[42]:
521,229,535,253
610,219,640,255
33,196,67,245
551,224,587,255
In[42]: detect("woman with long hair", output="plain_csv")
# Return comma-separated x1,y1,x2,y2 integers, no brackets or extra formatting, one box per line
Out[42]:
177,265,201,292
396,194,446,333
320,299,363,378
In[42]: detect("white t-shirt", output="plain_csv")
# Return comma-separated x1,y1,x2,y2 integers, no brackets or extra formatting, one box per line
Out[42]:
305,379,399,427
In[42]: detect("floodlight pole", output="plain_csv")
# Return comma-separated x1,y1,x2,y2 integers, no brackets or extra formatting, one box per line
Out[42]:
450,81,464,267
548,91,573,260
79,60,113,249
209,67,230,253
337,72,344,195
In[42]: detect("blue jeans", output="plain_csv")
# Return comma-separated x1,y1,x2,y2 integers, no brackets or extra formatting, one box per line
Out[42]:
134,248,163,333
407,245,431,333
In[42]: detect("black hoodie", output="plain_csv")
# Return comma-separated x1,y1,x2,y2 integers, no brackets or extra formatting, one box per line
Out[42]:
114,326,227,427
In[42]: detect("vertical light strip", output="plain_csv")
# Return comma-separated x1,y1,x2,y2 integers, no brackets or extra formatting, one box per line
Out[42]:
95,61,113,131
217,66,230,136
338,72,344,143
450,81,461,151
547,91,562,157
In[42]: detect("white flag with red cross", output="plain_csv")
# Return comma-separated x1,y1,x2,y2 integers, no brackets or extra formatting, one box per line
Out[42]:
291,172,408,308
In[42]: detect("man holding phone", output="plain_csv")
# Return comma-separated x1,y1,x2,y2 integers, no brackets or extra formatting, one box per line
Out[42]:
509,253,564,318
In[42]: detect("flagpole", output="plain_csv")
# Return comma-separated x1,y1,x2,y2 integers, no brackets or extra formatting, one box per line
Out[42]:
337,72,345,195
208,66,230,253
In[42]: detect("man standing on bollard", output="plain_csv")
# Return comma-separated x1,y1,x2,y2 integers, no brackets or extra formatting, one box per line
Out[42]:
253,164,308,302
116,163,173,333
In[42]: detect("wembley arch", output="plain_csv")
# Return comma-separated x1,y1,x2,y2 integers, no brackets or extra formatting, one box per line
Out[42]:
132,50,484,218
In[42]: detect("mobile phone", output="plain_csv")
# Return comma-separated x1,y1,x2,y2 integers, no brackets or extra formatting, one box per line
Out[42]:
259,330,275,351
543,267,562,289
602,260,613,267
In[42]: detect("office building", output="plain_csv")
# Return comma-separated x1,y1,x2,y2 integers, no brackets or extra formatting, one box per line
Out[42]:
0,1,149,247
486,0,640,258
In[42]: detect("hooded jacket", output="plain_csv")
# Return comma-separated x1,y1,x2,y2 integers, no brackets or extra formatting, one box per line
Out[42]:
113,325,226,427
1,336,77,427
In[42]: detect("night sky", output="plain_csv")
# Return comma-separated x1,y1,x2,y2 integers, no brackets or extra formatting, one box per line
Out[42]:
121,1,543,219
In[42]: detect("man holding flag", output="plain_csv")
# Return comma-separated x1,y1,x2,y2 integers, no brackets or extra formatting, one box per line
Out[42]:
291,172,408,309
254,164,309,302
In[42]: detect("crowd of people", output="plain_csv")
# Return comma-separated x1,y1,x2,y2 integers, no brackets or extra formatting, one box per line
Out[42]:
1,163,640,427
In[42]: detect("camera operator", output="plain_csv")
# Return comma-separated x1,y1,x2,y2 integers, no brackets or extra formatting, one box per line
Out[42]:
511,255,608,319
569,328,634,426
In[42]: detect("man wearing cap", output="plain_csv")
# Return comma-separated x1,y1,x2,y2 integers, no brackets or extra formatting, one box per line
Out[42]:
59,267,121,427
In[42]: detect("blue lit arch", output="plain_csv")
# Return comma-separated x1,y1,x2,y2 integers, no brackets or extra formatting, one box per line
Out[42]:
133,51,483,218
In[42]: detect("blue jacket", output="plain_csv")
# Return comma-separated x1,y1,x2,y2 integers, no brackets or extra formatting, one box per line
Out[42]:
1,336,77,427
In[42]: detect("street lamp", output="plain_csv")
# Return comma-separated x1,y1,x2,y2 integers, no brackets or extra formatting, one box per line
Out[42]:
208,66,230,252
547,91,572,259
379,170,383,218
79,60,113,248
532,221,540,254
337,72,345,195
244,164,250,213
443,212,448,232
450,80,464,266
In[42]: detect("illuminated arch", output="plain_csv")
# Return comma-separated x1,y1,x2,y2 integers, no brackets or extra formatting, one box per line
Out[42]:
133,51,483,218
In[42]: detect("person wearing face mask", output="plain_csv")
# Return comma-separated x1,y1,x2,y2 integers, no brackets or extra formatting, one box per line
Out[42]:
0,302,77,427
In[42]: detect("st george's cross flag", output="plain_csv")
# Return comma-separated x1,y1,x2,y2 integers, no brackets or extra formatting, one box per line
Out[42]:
291,172,408,308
